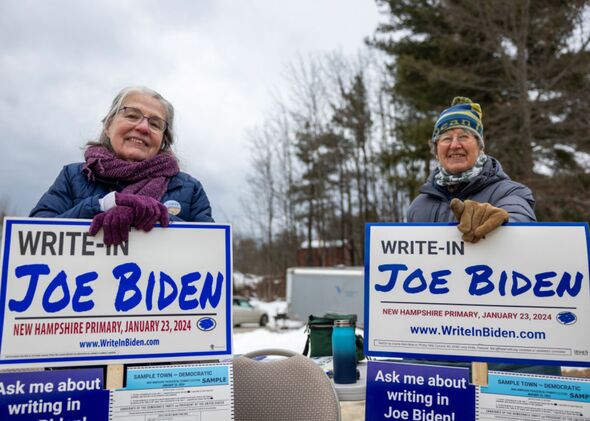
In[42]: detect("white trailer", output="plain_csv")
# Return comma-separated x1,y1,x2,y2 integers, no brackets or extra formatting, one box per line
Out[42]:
286,266,365,327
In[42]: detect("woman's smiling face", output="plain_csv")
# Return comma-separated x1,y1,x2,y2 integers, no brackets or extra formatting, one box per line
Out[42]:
105,93,166,161
436,128,482,174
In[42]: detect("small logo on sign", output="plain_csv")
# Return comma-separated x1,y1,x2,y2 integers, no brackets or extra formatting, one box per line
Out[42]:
557,311,577,325
164,200,181,216
197,317,217,331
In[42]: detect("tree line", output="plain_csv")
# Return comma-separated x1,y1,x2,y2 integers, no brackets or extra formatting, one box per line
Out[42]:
235,0,590,280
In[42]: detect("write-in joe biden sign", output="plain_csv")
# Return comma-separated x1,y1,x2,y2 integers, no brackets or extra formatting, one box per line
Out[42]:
0,217,232,367
364,223,590,367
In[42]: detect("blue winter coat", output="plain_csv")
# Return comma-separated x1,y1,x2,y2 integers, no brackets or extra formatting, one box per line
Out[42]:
408,156,536,222
30,163,214,222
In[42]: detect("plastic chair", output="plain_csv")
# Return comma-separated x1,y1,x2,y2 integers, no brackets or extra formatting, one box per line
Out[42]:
233,348,341,421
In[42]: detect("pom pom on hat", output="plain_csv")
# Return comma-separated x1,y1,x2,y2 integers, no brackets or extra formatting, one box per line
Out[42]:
432,96,484,142
451,96,474,106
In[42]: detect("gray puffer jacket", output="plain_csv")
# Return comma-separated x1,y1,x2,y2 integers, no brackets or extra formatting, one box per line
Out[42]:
408,156,536,222
406,156,562,375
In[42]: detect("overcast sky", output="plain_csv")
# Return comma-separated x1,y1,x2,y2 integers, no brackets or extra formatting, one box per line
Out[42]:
0,0,380,229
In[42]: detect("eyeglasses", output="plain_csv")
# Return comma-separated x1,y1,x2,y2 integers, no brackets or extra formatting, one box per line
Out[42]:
438,132,475,145
118,107,167,133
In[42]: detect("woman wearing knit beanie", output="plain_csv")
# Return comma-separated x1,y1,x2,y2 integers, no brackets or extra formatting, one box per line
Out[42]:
30,86,214,245
407,96,535,242
406,97,560,376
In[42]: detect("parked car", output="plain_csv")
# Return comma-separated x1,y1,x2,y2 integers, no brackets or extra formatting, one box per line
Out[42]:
233,296,269,327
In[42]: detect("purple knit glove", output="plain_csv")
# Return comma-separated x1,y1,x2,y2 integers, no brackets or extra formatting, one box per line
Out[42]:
115,193,169,231
89,206,134,246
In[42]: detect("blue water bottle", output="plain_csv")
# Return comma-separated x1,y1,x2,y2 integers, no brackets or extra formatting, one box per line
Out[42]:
332,319,357,384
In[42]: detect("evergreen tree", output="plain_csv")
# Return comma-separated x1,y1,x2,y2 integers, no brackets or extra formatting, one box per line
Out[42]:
371,0,590,220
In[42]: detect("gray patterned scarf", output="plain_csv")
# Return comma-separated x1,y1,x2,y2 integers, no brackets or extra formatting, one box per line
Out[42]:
434,154,488,187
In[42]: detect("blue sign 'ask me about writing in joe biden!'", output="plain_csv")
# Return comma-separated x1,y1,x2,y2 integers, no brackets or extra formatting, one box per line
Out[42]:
365,361,475,421
0,368,109,421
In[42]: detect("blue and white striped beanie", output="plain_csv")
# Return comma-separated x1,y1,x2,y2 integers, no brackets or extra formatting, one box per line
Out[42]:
432,97,484,144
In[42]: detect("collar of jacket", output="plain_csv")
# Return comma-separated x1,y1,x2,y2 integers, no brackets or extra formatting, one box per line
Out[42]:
166,176,183,192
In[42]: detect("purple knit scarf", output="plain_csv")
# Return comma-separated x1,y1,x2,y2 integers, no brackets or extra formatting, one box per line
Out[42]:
83,146,180,200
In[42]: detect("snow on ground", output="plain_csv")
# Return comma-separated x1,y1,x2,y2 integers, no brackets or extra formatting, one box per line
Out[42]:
232,299,308,355
233,300,588,376
233,326,308,355
232,271,264,289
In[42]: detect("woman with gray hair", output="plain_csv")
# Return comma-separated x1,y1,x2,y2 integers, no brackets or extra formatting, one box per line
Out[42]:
30,86,214,245
407,97,560,375
408,96,535,242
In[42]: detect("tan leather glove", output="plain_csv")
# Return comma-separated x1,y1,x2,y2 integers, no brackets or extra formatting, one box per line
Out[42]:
450,199,509,243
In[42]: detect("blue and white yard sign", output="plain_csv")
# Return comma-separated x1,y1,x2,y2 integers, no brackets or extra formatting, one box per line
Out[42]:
364,223,590,367
365,361,475,421
0,368,109,420
0,217,232,367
